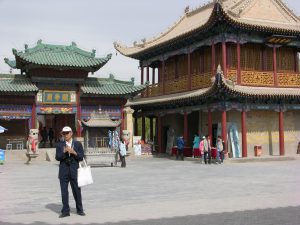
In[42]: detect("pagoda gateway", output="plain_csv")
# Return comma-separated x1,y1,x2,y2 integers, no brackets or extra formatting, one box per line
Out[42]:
115,0,300,157
0,40,145,148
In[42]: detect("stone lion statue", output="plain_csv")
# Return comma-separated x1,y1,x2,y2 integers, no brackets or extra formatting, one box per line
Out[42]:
27,129,39,154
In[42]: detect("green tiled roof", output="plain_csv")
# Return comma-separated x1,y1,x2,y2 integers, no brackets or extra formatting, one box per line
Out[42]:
81,75,146,97
0,74,38,93
5,40,112,72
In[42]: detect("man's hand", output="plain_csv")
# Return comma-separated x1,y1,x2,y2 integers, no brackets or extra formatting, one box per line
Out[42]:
64,146,77,156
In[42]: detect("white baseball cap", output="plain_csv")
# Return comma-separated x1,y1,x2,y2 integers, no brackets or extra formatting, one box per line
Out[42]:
61,126,72,133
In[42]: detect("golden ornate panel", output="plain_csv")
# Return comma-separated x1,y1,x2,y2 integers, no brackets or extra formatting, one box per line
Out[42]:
165,76,188,94
241,71,274,86
278,72,300,87
227,70,237,83
148,84,162,97
191,72,212,90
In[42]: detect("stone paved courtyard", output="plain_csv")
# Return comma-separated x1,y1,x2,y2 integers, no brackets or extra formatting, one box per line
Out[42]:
0,156,300,225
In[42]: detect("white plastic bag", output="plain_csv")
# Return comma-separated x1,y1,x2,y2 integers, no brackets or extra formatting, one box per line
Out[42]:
77,158,93,187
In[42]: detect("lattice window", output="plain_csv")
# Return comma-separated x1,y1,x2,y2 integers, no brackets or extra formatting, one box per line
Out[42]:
277,47,295,72
165,57,175,80
265,47,273,71
203,46,212,73
241,44,262,70
177,54,188,77
215,43,223,69
191,50,200,75
227,43,237,69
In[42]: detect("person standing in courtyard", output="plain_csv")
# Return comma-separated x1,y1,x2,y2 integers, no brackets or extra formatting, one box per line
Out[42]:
216,136,224,163
203,135,211,164
192,133,200,158
41,127,48,148
199,136,205,163
55,126,85,218
176,136,185,160
48,128,54,148
119,138,127,168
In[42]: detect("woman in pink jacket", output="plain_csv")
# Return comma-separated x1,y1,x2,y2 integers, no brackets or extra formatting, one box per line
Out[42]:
199,136,205,163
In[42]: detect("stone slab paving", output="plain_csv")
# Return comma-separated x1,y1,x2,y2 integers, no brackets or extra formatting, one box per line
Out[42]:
0,157,299,225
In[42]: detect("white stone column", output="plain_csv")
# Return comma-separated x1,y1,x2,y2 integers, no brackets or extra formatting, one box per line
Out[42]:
124,107,135,148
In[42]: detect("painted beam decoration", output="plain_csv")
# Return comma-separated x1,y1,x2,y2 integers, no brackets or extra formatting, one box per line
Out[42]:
36,106,77,114
266,35,296,45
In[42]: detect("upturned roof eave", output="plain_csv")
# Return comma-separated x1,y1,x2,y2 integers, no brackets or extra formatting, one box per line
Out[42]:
13,53,112,72
115,1,300,60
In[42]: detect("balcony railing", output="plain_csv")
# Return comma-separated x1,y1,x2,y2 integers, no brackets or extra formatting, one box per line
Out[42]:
164,76,188,94
241,70,274,86
191,72,212,90
148,83,162,97
278,72,300,87
143,70,300,98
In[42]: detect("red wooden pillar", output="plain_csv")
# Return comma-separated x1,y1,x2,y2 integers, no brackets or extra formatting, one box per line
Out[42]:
134,116,138,136
184,112,188,143
150,117,154,141
142,116,146,141
295,51,299,73
208,110,212,143
146,66,150,97
221,110,227,152
222,41,227,77
141,66,144,85
31,102,36,129
273,46,278,87
279,111,285,156
237,42,241,84
120,107,125,132
211,41,216,76
76,86,81,137
152,67,155,84
157,116,162,153
146,66,150,83
162,60,165,94
241,110,247,157
187,49,191,90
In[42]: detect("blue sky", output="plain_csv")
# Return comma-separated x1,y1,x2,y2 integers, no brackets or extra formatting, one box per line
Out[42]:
0,0,298,84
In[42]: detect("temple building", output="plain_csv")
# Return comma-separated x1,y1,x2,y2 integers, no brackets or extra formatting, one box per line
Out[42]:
0,40,145,148
115,0,300,157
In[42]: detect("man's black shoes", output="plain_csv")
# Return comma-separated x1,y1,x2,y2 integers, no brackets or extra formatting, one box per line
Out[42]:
59,213,70,218
77,211,86,216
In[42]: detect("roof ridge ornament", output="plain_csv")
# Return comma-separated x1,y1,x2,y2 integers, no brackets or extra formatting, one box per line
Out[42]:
71,41,77,47
37,39,42,45
24,44,28,53
184,6,190,14
217,64,223,75
92,49,96,57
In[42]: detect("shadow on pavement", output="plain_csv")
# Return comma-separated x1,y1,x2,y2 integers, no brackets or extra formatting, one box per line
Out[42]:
45,203,61,214
1,205,300,225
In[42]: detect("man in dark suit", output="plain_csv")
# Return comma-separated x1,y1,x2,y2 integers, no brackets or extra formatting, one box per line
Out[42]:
55,126,85,218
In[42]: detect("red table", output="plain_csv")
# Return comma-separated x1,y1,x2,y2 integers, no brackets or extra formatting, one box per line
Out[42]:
171,147,193,157
211,147,217,159
193,148,201,157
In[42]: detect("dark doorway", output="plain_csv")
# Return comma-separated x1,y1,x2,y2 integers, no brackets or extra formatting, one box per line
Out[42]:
41,114,76,142
212,124,218,147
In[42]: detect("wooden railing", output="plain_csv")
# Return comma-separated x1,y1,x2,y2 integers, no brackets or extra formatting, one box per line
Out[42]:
143,70,300,98
191,72,212,90
148,84,162,97
227,69,237,83
241,70,274,86
164,76,188,94
278,72,300,87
